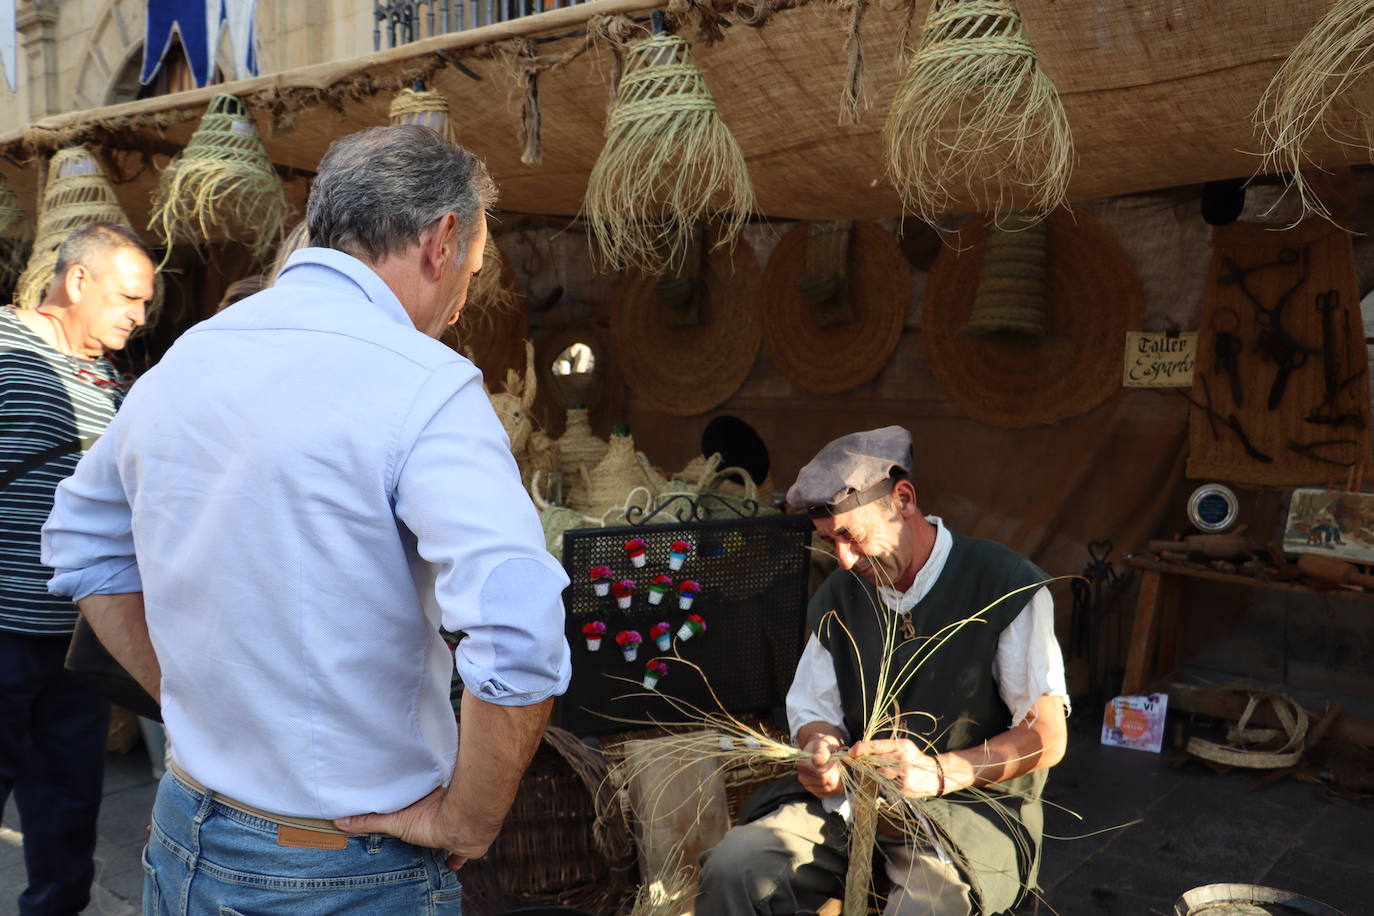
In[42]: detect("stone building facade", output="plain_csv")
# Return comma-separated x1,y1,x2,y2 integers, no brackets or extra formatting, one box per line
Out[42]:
1,0,379,135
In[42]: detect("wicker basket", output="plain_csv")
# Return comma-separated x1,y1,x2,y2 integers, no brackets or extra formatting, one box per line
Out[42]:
458,727,637,916
599,717,794,825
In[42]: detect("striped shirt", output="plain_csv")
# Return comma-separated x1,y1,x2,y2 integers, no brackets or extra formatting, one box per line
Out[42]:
1,307,123,635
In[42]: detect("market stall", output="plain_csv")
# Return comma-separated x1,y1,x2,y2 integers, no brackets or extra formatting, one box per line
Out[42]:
4,0,1374,912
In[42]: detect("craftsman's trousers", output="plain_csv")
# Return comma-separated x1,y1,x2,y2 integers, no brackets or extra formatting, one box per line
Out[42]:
696,798,973,916
0,631,111,916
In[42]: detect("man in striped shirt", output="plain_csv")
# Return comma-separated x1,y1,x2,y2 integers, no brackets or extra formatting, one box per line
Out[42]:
1,223,153,915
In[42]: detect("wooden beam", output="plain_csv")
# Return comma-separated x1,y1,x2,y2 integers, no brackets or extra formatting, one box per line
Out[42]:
1168,682,1374,748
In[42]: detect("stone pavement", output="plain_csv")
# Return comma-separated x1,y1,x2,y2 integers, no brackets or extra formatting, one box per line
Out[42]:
1026,714,1373,915
2,714,1370,915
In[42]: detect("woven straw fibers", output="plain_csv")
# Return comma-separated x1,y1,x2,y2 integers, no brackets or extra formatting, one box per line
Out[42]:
760,220,908,395
148,94,288,260
15,147,134,310
610,234,762,416
923,208,1141,429
884,0,1073,225
584,32,755,274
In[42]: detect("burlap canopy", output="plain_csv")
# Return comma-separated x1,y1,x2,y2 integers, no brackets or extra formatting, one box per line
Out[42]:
0,0,1361,229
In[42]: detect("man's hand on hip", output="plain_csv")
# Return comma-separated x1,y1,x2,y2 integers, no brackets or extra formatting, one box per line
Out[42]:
335,786,488,870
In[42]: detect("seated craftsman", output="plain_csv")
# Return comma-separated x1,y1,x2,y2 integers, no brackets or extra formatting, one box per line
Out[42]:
696,426,1070,916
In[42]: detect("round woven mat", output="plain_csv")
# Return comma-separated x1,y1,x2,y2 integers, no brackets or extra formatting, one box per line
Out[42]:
923,209,1143,429
761,220,909,395
448,253,528,391
609,237,762,417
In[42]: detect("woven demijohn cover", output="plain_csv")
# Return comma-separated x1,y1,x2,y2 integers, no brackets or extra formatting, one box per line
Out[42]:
388,87,515,320
14,147,135,310
149,94,288,260
923,208,1142,428
585,31,755,274
568,430,660,520
884,0,1073,225
761,220,908,395
559,407,608,481
610,235,762,416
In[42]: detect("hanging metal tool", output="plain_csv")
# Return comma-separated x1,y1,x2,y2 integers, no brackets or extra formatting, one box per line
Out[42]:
1286,437,1358,467
1211,307,1244,407
1180,375,1274,462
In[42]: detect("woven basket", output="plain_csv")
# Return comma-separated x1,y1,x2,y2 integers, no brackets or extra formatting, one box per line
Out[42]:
923,208,1142,429
568,430,662,522
609,234,762,417
761,220,909,395
458,727,637,916
15,146,135,310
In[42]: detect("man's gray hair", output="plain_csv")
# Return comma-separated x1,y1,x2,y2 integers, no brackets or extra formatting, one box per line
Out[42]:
53,222,152,279
306,125,496,265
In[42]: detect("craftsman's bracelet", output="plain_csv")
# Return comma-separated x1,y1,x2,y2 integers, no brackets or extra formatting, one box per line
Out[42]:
931,753,946,798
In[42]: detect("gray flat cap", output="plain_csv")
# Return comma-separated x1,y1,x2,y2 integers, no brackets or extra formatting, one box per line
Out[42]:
786,426,913,517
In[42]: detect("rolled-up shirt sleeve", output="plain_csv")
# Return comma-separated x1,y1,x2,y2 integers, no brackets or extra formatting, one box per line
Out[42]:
42,426,143,601
393,361,571,706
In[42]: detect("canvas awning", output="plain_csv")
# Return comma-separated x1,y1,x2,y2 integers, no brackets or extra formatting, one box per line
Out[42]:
0,0,1356,229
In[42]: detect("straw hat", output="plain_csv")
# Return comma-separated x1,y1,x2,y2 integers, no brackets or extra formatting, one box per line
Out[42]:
761,220,908,395
609,236,761,417
922,208,1143,429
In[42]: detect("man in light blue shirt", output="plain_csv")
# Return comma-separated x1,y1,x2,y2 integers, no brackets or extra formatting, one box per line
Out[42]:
41,125,571,915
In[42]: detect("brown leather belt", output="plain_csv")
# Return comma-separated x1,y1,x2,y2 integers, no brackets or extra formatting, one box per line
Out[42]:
169,760,353,849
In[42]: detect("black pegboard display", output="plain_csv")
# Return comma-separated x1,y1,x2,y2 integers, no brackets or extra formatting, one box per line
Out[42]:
557,509,813,737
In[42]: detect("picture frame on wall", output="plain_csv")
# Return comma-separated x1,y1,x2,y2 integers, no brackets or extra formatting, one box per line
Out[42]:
1282,487,1374,563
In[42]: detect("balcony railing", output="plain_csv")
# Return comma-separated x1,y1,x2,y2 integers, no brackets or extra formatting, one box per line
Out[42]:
374,0,588,49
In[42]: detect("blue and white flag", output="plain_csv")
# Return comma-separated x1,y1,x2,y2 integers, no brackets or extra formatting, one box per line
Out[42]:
222,0,259,82
142,0,259,89
1,0,17,93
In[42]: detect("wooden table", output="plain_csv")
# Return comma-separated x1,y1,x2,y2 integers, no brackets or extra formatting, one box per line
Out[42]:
1121,556,1373,694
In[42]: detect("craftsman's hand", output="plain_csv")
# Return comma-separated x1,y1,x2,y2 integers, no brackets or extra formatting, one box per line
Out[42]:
797,734,846,798
848,738,944,799
335,786,489,871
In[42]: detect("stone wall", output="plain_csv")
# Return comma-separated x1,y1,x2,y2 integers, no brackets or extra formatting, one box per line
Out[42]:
0,0,377,135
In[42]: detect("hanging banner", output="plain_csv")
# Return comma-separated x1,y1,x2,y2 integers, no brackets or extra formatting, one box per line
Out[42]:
142,0,259,89
141,0,214,87
1,0,16,93
223,0,259,82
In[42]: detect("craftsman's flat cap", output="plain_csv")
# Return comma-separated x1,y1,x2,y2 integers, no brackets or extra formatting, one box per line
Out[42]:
786,426,913,517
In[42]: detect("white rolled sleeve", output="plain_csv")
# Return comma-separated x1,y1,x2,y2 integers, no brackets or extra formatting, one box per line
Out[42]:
392,363,571,706
42,425,143,600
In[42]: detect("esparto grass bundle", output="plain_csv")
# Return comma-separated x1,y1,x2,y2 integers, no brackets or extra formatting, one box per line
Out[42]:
15,146,135,310
1255,0,1374,224
884,0,1072,225
148,94,287,261
585,31,755,274
389,86,515,324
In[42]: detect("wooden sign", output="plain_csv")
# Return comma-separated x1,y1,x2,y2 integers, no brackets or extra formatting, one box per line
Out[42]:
1123,332,1196,387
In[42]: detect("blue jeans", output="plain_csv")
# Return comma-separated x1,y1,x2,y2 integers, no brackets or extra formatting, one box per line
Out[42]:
144,770,462,915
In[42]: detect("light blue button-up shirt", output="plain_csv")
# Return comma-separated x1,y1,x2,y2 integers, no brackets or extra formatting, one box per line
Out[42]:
42,248,571,819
